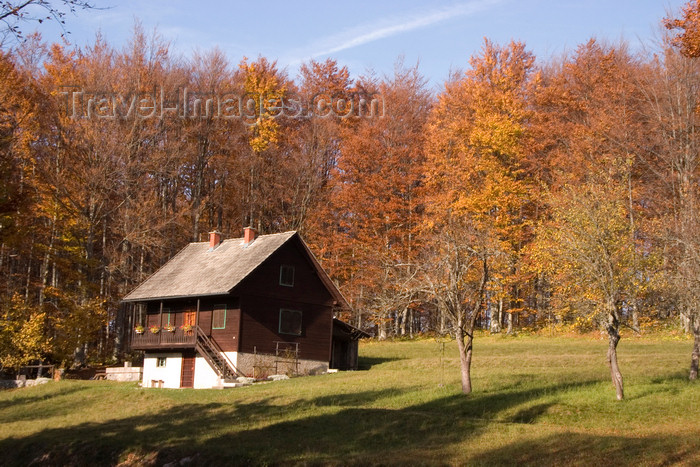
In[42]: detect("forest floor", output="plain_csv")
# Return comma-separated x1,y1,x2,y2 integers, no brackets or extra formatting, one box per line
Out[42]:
0,334,698,466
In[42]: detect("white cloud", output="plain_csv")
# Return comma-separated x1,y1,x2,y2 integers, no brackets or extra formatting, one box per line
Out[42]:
290,0,503,64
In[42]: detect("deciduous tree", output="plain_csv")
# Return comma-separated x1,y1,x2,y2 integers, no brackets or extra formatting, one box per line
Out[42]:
535,173,640,400
0,0,96,44
423,39,536,391
323,62,430,336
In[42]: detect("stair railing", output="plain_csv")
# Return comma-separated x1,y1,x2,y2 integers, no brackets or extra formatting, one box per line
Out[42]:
194,325,242,380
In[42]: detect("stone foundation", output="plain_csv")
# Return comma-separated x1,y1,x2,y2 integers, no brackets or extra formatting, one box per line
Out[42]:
236,352,328,379
105,364,142,382
0,377,51,389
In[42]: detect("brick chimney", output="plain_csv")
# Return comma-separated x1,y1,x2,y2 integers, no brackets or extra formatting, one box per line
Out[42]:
243,226,257,245
209,231,222,249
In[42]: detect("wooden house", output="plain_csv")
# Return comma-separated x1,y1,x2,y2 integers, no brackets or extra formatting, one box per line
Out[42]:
122,228,365,388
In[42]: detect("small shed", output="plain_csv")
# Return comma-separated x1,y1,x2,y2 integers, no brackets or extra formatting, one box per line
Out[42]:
330,318,370,370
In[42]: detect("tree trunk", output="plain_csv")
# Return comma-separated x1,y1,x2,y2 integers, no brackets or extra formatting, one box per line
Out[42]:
490,297,502,333
24,240,33,301
378,318,387,340
606,312,624,400
39,214,56,306
455,325,473,394
498,301,503,331
113,302,126,360
631,301,640,333
506,311,513,335
680,309,691,334
690,314,699,380
456,255,487,395
73,343,86,367
400,307,408,336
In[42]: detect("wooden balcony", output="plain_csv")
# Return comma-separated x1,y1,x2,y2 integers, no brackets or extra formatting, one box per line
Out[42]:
130,327,197,350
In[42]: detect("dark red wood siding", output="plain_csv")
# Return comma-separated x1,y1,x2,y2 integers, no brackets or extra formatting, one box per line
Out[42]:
236,238,336,306
141,297,240,351
135,237,336,362
238,296,332,360
236,239,335,361
209,306,240,352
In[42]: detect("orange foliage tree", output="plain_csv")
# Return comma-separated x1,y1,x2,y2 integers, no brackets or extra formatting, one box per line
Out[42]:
423,40,537,393
319,63,430,336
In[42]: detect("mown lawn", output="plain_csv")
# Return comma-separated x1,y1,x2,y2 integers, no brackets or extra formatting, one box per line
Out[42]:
0,335,698,466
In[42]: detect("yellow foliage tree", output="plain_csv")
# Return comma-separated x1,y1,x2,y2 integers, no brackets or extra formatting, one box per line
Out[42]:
240,56,287,154
42,287,107,366
535,172,646,400
0,294,50,370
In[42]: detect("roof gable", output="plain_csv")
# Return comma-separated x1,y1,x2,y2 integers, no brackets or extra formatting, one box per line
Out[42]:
122,231,349,309
123,231,295,301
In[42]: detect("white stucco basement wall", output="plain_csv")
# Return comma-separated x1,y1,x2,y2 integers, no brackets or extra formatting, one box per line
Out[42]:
193,351,238,388
193,355,218,388
143,351,239,389
142,353,182,388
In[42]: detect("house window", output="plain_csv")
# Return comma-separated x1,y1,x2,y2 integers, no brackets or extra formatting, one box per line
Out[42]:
279,265,295,287
163,308,171,326
156,357,167,367
212,304,227,329
279,308,302,336
184,311,196,327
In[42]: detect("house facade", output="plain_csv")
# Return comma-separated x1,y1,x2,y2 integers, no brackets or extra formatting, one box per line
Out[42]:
123,228,361,389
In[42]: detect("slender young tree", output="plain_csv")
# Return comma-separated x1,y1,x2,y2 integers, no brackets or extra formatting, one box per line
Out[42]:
424,39,536,391
535,173,639,400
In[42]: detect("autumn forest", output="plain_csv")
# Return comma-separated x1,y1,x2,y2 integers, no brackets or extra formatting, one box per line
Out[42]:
2,2,700,392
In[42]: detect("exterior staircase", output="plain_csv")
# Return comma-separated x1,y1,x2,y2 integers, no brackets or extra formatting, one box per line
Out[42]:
194,326,242,382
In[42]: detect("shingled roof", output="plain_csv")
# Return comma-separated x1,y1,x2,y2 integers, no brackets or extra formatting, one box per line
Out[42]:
122,231,348,307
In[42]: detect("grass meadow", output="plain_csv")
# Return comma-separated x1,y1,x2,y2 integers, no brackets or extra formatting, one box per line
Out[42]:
0,335,698,466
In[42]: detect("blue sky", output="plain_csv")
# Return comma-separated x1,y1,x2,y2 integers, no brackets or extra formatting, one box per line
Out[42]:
35,0,685,89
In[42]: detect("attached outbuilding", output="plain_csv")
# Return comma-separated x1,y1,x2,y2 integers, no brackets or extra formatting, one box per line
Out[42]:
330,318,370,370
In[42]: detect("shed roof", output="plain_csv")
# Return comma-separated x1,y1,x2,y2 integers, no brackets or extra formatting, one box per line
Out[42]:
333,318,371,340
122,231,348,308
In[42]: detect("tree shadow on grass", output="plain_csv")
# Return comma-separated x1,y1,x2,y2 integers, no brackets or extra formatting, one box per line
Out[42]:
624,371,696,401
467,431,699,466
356,355,404,370
415,380,594,421
307,387,415,407
649,371,691,384
0,384,89,415
505,403,555,424
0,381,607,466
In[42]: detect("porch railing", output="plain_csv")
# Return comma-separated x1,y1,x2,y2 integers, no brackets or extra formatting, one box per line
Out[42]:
130,325,241,380
130,327,197,349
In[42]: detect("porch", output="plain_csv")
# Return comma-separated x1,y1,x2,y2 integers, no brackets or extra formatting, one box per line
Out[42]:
130,327,196,350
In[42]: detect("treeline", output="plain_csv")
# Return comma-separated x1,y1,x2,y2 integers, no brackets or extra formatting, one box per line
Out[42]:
1,6,700,373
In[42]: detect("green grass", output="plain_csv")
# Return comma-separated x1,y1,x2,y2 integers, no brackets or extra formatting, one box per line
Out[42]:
0,335,698,466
